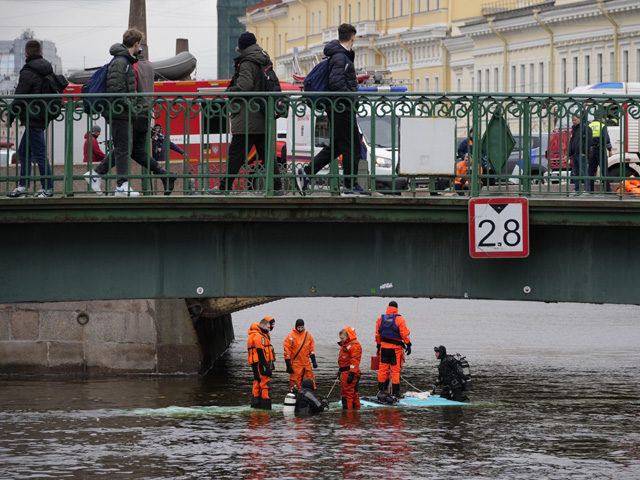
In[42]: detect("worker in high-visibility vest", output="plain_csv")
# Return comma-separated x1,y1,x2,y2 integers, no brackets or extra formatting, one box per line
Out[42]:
588,114,613,193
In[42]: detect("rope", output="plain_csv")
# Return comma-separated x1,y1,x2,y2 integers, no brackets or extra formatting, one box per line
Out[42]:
400,375,427,393
326,377,339,399
353,297,360,329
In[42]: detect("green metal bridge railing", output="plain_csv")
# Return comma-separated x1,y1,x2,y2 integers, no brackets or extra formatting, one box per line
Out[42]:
1,90,639,198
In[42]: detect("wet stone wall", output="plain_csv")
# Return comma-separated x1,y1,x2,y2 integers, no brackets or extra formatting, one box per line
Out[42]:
0,299,207,375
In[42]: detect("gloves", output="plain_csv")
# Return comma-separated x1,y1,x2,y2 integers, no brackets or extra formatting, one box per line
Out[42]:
347,372,355,384
337,369,342,379
376,344,381,356
252,363,260,382
310,355,318,369
259,362,272,377
285,360,294,374
405,342,412,356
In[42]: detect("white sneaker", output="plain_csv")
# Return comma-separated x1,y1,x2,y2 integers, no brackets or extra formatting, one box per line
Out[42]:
114,181,140,197
84,170,103,195
7,186,27,198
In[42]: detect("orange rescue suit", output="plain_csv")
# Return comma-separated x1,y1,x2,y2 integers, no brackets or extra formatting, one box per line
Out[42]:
375,305,411,387
283,328,316,389
247,322,274,401
338,326,362,410
617,178,640,196
455,159,483,190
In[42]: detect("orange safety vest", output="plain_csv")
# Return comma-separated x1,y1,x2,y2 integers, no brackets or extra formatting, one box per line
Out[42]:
247,323,274,365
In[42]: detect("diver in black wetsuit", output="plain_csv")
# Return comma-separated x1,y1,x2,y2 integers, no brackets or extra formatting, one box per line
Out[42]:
294,378,330,415
434,345,470,402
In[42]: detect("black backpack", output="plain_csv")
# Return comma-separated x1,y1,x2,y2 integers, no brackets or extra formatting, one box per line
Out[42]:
242,59,288,118
26,66,69,121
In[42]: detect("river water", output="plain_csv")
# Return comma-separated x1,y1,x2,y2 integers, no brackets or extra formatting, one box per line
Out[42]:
1,297,639,479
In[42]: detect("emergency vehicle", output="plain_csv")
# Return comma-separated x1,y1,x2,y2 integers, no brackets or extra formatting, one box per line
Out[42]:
548,82,640,179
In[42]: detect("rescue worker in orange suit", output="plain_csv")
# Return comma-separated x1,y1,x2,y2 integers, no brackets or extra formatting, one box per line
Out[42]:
375,300,412,399
247,317,275,410
284,319,318,389
337,326,362,410
455,153,483,195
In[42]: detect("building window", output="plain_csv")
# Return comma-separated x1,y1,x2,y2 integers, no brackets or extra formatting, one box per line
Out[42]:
415,78,420,92
561,58,567,93
357,2,361,22
609,51,615,81
494,67,499,91
585,55,590,85
511,65,516,92
520,64,525,93
348,4,351,23
434,75,439,91
477,70,482,92
338,6,342,24
457,77,461,92
539,62,544,93
529,63,534,92
311,13,315,34
572,57,578,87
485,68,489,91
623,50,629,82
319,11,322,31
278,35,281,57
425,76,430,92
597,53,603,83
391,0,396,17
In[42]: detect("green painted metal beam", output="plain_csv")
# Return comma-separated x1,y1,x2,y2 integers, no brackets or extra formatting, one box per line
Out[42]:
1,197,640,305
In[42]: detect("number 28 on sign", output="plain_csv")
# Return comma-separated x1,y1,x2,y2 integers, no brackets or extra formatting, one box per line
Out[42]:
469,198,529,258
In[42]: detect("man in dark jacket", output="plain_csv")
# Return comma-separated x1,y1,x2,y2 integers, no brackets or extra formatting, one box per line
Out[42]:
104,28,142,196
297,23,369,196
434,345,469,402
568,114,592,194
85,48,176,195
7,39,55,198
208,32,282,195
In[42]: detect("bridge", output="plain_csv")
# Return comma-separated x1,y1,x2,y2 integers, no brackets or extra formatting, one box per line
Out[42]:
2,89,640,306
2,194,639,305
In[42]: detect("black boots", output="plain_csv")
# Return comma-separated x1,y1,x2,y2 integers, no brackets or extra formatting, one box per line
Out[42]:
250,396,261,409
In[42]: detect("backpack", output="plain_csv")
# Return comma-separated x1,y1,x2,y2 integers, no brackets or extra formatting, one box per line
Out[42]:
81,56,129,114
26,66,69,121
242,59,288,118
303,53,349,107
303,59,330,107
454,353,473,391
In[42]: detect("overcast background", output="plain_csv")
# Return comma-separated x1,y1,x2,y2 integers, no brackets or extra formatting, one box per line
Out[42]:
0,0,219,79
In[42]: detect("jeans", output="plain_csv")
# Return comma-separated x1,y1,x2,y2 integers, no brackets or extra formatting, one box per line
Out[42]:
96,115,164,176
570,154,588,192
17,126,53,190
111,117,132,187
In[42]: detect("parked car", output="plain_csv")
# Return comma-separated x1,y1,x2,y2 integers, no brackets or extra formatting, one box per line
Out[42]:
0,141,17,165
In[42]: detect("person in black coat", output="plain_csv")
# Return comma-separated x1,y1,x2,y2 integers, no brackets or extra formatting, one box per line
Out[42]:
7,39,55,197
568,114,592,194
297,24,369,196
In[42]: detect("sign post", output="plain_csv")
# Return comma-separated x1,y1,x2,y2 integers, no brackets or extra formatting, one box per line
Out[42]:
469,198,529,258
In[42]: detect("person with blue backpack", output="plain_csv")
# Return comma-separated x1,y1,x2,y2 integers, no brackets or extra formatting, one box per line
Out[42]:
88,28,143,196
375,301,412,400
297,23,369,196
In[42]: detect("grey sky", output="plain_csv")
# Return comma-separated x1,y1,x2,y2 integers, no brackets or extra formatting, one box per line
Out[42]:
0,0,219,79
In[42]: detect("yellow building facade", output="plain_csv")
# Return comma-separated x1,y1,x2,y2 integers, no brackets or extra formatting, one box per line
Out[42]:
240,0,640,94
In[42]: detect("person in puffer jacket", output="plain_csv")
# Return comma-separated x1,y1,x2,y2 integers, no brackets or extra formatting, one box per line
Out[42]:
298,24,369,196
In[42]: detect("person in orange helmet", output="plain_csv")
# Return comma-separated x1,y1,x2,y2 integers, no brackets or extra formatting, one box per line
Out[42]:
247,317,275,410
375,300,411,399
284,319,318,389
337,326,362,410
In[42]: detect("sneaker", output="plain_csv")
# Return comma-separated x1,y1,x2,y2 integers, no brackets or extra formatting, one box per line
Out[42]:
84,170,103,195
340,190,359,197
33,189,53,198
273,190,287,197
295,167,309,196
206,186,225,195
114,181,140,197
7,186,27,198
353,184,372,196
160,173,177,196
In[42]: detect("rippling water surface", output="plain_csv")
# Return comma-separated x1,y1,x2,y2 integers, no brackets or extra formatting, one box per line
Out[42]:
1,298,639,479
